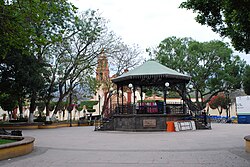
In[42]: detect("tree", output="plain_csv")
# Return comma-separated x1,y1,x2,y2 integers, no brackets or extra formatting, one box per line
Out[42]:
98,76,114,118
0,0,77,58
150,36,246,112
1,1,143,122
0,0,78,122
180,0,250,53
43,9,143,120
42,10,107,121
209,94,227,115
209,93,231,118
97,44,142,117
0,93,18,120
24,0,77,122
108,43,142,76
243,65,250,95
74,76,101,100
0,48,46,120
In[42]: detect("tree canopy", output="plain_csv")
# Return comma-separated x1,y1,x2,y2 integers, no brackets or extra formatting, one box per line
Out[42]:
180,0,250,53
149,36,246,111
209,92,231,118
108,43,142,76
209,94,228,115
0,0,143,121
0,0,78,121
243,65,250,95
0,0,77,58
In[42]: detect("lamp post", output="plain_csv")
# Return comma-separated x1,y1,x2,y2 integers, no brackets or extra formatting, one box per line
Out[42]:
186,84,193,114
67,104,74,127
164,82,170,114
225,90,230,120
228,102,231,118
70,108,72,127
188,84,193,92
128,83,135,114
128,83,133,89
109,87,114,113
98,95,101,120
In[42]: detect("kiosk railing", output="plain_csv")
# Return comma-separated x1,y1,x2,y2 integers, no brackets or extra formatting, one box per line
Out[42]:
112,103,185,115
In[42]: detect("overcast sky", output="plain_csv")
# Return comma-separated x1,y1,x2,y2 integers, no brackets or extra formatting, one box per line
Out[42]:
70,0,250,64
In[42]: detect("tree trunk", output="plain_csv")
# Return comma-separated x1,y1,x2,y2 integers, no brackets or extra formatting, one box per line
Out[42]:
52,83,69,117
45,106,51,121
176,87,200,113
29,113,34,123
7,111,12,121
218,107,222,116
195,89,199,108
3,114,6,121
29,92,36,123
18,98,23,119
45,101,51,121
51,95,66,121
102,92,110,118
226,107,229,119
44,77,56,121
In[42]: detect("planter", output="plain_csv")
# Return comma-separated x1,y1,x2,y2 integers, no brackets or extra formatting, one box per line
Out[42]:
244,135,250,153
0,135,35,160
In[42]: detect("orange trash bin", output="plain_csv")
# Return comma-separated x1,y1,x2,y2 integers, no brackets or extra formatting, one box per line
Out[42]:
166,121,175,132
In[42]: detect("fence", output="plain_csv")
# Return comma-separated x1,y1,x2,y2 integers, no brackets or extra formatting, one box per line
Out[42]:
112,103,185,115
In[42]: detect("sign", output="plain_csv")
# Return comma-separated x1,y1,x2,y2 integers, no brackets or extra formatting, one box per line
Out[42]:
143,119,156,128
174,121,196,131
236,96,250,115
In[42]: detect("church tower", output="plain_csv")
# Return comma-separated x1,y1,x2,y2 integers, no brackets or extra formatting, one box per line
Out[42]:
96,49,110,82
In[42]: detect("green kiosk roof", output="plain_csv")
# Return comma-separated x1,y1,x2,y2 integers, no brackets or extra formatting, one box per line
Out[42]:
112,61,190,85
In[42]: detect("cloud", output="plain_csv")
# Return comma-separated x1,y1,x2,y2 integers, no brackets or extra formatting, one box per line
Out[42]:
70,0,250,64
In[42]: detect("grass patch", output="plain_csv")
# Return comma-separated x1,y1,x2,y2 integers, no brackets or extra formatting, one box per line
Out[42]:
0,139,16,145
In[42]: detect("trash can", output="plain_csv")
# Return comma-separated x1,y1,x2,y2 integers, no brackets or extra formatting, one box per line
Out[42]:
166,121,175,132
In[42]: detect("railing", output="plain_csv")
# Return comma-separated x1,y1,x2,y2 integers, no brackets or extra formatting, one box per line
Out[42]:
112,103,185,115
168,104,185,115
113,104,134,114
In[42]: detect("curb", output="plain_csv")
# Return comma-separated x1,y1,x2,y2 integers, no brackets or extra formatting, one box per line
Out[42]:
0,135,35,161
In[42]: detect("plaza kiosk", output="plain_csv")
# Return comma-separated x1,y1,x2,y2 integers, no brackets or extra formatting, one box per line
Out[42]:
108,61,193,131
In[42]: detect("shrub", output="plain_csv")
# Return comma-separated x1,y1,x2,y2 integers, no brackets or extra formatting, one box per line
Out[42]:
87,109,96,113
80,101,98,109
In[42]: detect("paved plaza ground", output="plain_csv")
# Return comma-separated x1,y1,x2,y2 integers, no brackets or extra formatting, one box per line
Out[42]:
0,123,250,167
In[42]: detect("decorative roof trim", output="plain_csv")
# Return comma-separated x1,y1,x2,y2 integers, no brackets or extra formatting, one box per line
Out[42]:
112,73,190,83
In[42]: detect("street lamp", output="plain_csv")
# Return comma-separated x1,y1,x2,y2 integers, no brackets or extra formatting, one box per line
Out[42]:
225,91,231,120
165,82,170,87
98,95,101,120
186,84,193,93
228,102,231,118
184,84,193,114
128,83,136,114
128,83,133,89
67,104,74,127
164,82,170,114
109,87,114,113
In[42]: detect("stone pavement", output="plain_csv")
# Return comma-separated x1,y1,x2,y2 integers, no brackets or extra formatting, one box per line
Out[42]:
0,123,250,167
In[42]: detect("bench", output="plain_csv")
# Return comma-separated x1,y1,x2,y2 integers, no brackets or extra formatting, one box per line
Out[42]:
0,128,22,136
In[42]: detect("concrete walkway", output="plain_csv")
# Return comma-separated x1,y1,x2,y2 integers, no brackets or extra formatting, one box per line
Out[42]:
0,123,250,167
